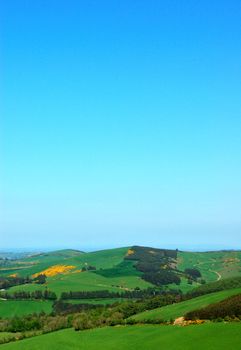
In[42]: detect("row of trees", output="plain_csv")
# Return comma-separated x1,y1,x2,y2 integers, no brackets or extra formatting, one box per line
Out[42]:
0,274,46,290
0,291,181,335
0,314,71,333
0,276,31,289
186,276,241,298
0,289,57,300
60,287,171,300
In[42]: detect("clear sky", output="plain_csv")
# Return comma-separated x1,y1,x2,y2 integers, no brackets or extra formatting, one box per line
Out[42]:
1,0,241,251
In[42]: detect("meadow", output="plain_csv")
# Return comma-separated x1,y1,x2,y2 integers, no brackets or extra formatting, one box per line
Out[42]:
132,287,241,321
1,247,241,348
178,251,241,282
0,300,53,318
2,248,241,298
1,323,241,350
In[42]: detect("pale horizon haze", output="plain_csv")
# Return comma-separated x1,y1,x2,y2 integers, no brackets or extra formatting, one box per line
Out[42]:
1,1,241,251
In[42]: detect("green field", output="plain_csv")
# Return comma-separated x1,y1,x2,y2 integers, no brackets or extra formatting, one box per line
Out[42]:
0,248,130,277
0,300,53,318
1,323,241,350
132,288,241,321
178,251,241,282
8,271,151,297
2,247,241,298
2,248,151,296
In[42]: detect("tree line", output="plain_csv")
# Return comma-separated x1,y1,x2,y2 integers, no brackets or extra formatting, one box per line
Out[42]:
0,274,46,290
0,291,180,337
0,289,57,300
60,288,172,300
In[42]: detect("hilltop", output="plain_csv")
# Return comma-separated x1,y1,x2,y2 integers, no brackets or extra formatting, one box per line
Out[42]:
1,246,241,297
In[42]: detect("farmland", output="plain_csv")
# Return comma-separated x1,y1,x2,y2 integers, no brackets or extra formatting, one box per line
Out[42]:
131,287,241,321
1,323,241,350
2,247,241,298
0,300,53,319
1,246,241,348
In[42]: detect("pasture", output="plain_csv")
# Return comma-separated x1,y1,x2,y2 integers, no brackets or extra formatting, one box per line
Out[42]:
1,323,241,350
132,287,241,321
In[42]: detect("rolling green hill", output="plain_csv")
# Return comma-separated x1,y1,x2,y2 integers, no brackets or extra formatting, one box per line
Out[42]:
1,323,241,350
1,247,241,349
131,287,241,322
178,250,241,282
1,246,241,298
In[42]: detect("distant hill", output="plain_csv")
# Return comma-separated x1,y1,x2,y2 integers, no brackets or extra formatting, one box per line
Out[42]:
1,245,241,297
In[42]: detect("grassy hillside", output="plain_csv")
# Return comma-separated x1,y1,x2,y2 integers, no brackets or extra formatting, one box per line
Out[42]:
0,300,53,318
0,248,129,277
1,323,241,350
7,269,151,297
2,247,152,296
178,251,241,282
1,247,241,297
132,287,241,321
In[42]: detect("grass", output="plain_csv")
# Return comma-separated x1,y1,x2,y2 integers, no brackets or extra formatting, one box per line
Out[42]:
0,300,53,318
8,271,151,297
2,248,241,296
132,287,241,321
0,248,130,277
1,323,241,350
2,247,151,296
178,251,241,283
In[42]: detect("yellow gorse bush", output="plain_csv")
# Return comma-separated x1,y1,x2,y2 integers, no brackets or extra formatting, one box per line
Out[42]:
126,249,134,256
32,265,76,278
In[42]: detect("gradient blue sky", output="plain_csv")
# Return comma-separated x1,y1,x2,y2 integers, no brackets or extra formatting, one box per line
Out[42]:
1,0,241,251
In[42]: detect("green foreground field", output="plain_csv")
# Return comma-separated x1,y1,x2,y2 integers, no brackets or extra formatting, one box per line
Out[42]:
1,323,241,350
132,287,241,321
0,300,53,318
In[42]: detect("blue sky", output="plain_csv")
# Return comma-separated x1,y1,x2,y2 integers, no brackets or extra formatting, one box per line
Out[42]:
1,0,241,251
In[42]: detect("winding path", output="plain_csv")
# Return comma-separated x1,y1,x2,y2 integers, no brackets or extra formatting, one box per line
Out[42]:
209,269,221,281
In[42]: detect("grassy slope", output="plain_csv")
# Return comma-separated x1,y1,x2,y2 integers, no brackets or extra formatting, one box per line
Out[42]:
178,251,241,282
4,248,151,296
0,300,53,318
8,271,151,297
1,324,241,350
132,287,241,321
0,248,129,277
2,248,241,296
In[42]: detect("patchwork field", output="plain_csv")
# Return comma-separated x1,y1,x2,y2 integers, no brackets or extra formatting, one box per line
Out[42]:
7,269,151,297
132,287,241,321
1,246,241,348
2,247,241,297
1,323,241,350
0,300,53,318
